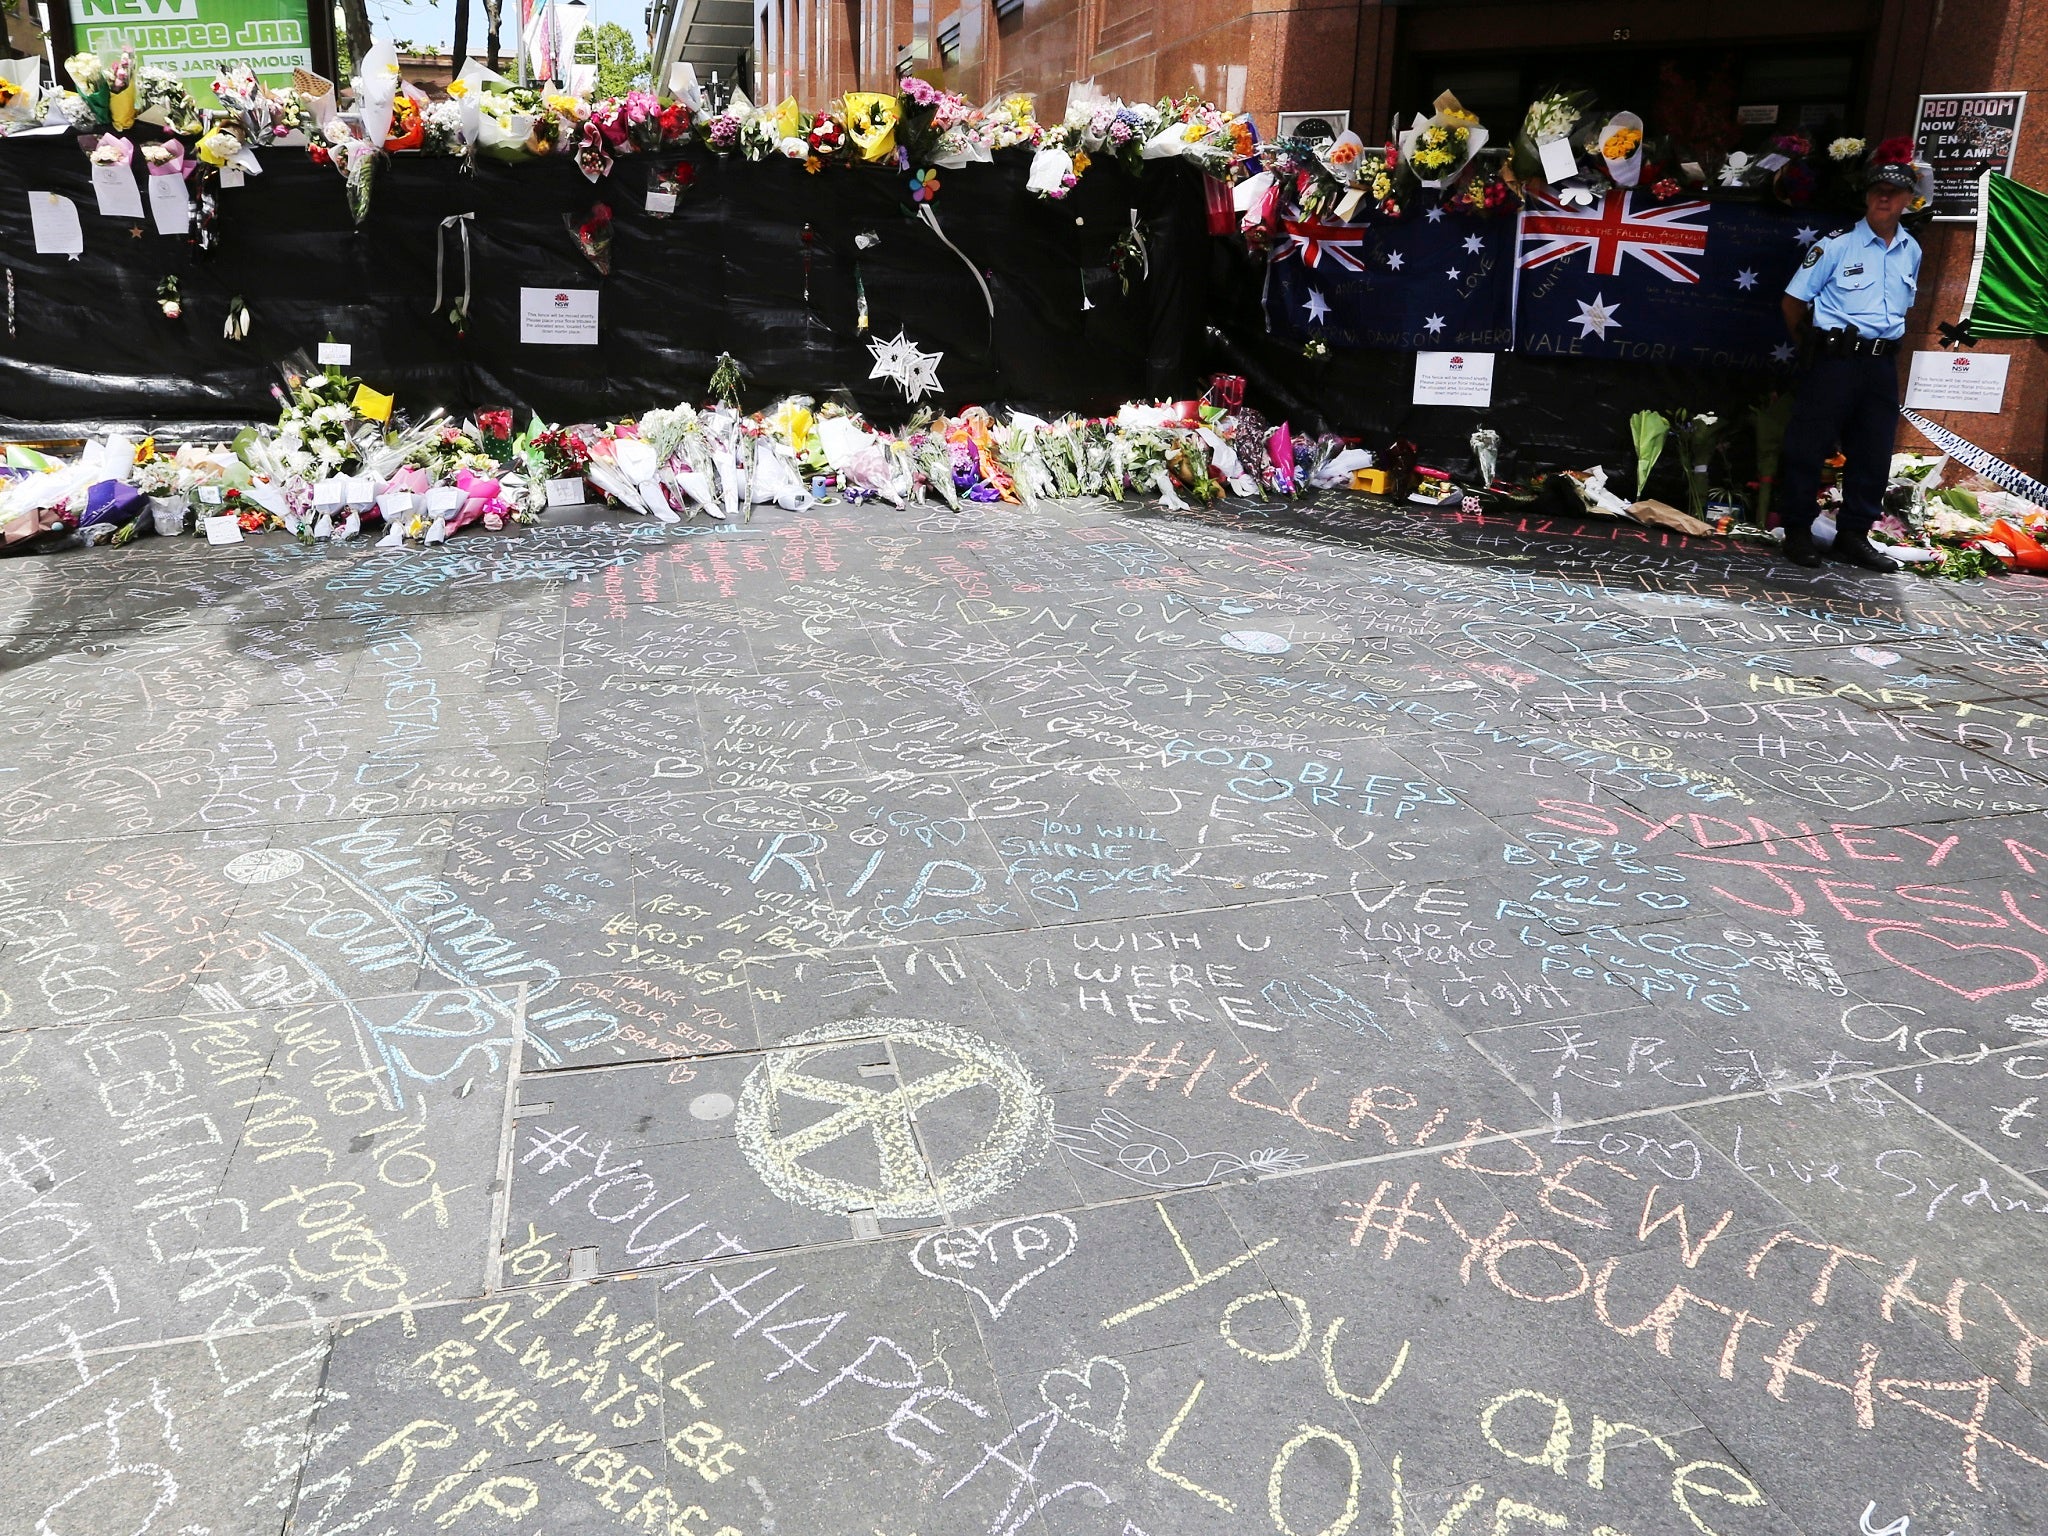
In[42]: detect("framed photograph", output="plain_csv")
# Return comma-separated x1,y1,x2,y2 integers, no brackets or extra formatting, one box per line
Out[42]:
1277,110,1349,144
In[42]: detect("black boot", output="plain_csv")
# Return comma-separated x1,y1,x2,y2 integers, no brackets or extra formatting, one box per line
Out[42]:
1781,522,1823,567
1833,533,1902,574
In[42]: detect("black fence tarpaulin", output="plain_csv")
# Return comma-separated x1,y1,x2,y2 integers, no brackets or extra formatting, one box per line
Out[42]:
1205,238,1795,483
0,137,1205,431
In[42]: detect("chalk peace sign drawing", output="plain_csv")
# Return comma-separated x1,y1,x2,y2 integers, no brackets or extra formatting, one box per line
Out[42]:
736,1019,1054,1220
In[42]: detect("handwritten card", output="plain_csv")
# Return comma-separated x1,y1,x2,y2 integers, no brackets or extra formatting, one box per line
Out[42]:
317,341,351,365
545,476,586,508
203,514,243,544
91,163,143,218
376,490,415,521
1538,137,1578,183
645,189,677,215
220,164,245,188
312,478,347,511
28,192,83,256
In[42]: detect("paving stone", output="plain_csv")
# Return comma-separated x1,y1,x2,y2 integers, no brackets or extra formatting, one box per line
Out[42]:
5,500,2048,1536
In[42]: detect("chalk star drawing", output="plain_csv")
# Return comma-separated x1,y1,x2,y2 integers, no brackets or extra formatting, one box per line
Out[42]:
736,1019,1052,1219
867,329,943,401
1572,292,1622,339
1303,288,1331,324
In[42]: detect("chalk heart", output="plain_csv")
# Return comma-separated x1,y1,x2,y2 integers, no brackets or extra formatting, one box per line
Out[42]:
1730,756,1893,812
1039,1355,1129,1446
1867,926,2048,1002
909,1214,1077,1319
1851,645,1902,667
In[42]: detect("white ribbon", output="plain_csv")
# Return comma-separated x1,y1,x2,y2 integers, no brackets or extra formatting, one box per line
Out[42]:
916,204,993,318
433,211,475,320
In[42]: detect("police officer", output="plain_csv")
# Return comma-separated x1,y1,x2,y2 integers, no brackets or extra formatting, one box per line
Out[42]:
1777,147,1925,572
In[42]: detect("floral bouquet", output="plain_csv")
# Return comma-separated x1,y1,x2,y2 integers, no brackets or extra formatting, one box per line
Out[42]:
982,92,1038,150
1595,112,1645,188
1399,93,1485,190
65,47,135,131
567,202,614,275
805,112,850,170
476,84,541,161
946,408,1016,502
340,137,380,224
1512,85,1593,185
1153,92,1248,168
841,91,900,162
383,89,428,152
135,68,200,133
0,57,44,127
907,422,963,510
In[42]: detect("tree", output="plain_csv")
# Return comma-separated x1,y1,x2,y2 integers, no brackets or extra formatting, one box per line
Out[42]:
450,0,471,74
578,21,649,98
483,0,503,72
339,0,371,79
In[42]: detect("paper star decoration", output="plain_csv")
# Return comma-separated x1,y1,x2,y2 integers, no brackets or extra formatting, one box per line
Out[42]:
1462,234,1485,254
1423,313,1446,335
1425,206,1446,223
1385,250,1405,271
1445,266,1462,281
1572,293,1622,339
1734,268,1759,291
867,330,943,401
1303,288,1330,324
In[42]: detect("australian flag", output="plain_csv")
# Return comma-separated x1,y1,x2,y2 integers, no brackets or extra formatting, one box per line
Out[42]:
1265,205,1515,352
1512,189,1812,368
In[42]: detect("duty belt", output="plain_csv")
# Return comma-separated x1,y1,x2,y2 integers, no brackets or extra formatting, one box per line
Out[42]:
1812,329,1900,358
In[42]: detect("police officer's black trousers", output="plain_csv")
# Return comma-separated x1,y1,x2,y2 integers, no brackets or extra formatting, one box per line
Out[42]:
1777,353,1899,541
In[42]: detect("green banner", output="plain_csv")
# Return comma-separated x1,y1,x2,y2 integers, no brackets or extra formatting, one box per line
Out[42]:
1963,171,2048,339
69,0,315,94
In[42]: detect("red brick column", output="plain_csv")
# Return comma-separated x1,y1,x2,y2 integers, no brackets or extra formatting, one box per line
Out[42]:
1876,0,2048,476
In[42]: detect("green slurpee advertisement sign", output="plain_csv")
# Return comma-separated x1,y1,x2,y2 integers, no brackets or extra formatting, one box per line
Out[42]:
70,0,316,94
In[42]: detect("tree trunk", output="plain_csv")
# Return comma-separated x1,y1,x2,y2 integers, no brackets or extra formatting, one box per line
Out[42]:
483,0,503,73
451,0,471,73
339,0,372,76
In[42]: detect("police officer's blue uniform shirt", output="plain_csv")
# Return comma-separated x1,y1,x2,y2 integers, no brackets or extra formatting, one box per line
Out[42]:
1784,219,1922,340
